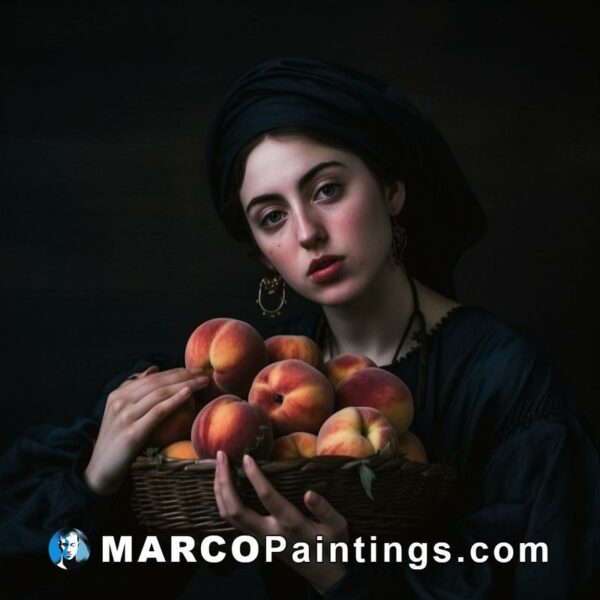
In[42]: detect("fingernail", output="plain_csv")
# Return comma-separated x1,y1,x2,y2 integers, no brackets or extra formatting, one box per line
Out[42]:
307,490,320,504
190,366,205,374
243,454,253,468
216,450,223,465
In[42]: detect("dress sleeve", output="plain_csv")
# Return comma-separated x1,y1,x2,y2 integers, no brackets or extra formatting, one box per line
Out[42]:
0,355,201,597
0,354,170,557
0,418,115,558
322,341,600,599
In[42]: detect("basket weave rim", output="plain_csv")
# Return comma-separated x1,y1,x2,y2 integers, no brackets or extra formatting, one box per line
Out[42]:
132,453,458,481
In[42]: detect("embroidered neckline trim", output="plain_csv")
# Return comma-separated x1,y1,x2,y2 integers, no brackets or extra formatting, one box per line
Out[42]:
313,304,469,368
388,304,468,367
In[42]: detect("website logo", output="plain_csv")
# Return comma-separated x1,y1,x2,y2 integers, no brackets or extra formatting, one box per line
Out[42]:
48,528,90,570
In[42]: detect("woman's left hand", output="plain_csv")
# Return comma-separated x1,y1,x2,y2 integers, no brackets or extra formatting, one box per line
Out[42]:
214,450,350,595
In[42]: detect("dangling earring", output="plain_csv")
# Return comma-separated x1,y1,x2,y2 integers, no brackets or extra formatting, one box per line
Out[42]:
391,217,407,267
256,272,287,318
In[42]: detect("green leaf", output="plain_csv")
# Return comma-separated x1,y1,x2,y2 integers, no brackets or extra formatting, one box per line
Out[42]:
358,463,376,500
376,441,391,459
143,446,160,458
243,425,269,459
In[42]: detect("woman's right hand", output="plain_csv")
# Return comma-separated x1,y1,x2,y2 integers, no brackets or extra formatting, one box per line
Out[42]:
83,365,209,496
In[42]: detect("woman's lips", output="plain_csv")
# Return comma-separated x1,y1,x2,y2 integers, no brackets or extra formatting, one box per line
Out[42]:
308,258,345,283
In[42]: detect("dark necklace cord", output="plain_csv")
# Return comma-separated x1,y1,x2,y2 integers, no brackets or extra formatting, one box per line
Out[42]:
390,272,419,364
316,270,428,409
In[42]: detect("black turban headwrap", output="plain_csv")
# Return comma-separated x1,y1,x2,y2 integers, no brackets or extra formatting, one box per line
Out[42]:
205,57,486,297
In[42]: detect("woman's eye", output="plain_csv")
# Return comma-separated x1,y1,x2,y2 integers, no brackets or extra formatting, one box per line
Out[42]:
260,210,285,228
316,183,341,200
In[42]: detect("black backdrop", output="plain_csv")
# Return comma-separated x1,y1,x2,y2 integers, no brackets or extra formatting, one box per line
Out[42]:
2,1,599,450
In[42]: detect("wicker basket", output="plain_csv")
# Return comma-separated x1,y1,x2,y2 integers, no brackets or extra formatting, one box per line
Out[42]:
129,453,458,538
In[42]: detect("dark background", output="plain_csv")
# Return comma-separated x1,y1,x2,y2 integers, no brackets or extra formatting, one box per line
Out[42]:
1,1,599,450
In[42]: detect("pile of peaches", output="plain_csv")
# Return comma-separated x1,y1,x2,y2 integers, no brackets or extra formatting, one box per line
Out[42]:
149,318,427,465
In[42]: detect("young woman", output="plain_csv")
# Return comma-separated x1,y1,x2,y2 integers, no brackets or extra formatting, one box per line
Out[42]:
1,57,598,598
202,57,599,597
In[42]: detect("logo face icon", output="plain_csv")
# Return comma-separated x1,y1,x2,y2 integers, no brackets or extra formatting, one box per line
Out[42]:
48,528,90,570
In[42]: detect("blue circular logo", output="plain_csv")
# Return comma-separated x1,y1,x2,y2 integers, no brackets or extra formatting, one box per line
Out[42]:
48,528,90,570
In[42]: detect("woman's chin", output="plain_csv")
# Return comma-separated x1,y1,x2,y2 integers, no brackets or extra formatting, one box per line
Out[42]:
306,281,365,308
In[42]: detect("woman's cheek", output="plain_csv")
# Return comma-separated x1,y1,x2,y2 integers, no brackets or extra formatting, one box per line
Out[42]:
331,199,370,239
264,242,296,273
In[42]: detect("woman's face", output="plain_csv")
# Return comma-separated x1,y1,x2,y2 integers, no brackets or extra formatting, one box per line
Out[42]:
239,135,405,307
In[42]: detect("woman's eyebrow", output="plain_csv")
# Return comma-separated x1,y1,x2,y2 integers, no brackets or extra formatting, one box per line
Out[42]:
245,160,346,214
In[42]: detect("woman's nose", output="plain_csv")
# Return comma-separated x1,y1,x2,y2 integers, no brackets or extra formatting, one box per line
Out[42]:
296,208,327,249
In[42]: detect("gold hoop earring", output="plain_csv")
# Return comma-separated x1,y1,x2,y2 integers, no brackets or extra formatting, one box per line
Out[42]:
256,273,287,318
391,218,407,266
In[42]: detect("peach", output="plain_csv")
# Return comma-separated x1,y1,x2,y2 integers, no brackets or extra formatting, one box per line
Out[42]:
322,353,376,389
184,318,268,403
316,406,399,459
248,359,334,436
272,432,318,460
399,430,428,463
160,440,198,460
191,394,273,463
265,335,322,369
146,397,196,448
335,367,414,436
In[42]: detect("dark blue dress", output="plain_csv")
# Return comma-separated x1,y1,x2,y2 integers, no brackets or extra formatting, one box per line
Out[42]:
1,306,598,598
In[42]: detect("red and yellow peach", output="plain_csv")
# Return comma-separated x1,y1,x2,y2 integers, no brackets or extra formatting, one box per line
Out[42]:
265,335,323,369
146,397,196,449
191,394,273,463
248,359,334,436
322,353,376,389
316,406,399,459
335,367,414,436
159,440,199,460
272,432,318,460
399,430,428,463
185,318,268,403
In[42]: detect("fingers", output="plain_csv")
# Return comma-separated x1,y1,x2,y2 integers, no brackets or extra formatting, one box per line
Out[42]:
126,367,207,401
119,365,161,388
141,365,161,376
106,368,208,442
110,368,208,413
214,451,265,536
304,490,348,541
242,454,306,533
131,385,196,445
214,453,350,552
128,374,208,422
